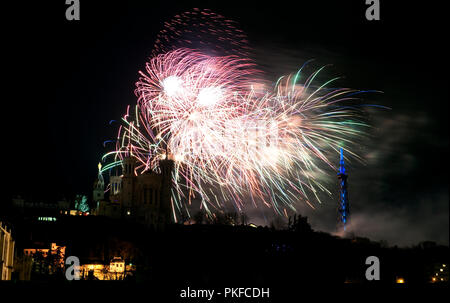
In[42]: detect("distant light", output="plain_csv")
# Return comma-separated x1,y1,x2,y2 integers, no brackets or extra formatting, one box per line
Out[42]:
396,278,405,284
440,268,443,272
38,217,56,222
127,211,131,215
441,278,444,281
432,277,436,282
443,264,446,267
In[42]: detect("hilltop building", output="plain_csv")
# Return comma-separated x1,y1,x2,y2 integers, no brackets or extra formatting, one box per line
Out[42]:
92,156,174,229
11,196,70,218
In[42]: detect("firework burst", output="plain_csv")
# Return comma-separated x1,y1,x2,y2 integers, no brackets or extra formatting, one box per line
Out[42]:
103,50,371,219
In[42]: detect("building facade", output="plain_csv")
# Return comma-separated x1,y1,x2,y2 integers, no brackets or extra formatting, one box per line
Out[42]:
0,222,15,280
93,157,174,229
80,256,135,280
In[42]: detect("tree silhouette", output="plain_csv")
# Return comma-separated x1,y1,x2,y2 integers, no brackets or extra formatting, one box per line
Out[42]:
74,194,90,213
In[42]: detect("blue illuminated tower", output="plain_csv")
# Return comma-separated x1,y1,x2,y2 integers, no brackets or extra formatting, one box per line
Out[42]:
337,148,349,231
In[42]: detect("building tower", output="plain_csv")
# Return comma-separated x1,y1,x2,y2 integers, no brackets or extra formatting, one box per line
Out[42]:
337,148,350,231
93,162,105,204
159,154,175,225
121,155,136,216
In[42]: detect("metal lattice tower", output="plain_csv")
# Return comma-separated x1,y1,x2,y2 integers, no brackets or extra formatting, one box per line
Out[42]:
337,148,350,231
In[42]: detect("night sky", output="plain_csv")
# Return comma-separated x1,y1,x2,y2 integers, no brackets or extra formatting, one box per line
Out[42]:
4,1,448,246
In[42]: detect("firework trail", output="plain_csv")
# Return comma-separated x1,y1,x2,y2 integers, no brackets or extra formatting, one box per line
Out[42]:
101,10,374,220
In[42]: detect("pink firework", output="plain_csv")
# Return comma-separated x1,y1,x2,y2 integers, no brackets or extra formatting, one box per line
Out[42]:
133,49,265,210
101,10,374,221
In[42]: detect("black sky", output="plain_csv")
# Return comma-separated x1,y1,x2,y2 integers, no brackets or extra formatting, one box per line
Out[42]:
3,1,448,245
